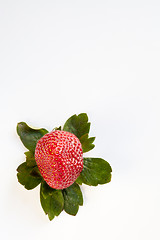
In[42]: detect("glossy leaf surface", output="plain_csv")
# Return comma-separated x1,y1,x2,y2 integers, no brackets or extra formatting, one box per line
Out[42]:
79,133,95,153
17,162,42,190
40,181,64,220
76,158,112,186
63,113,90,139
17,122,48,153
62,182,83,216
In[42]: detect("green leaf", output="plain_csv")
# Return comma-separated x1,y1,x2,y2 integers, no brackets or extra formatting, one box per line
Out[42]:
40,189,54,220
40,181,64,220
17,162,42,190
76,158,112,186
62,182,83,216
17,122,48,153
63,113,90,139
53,126,62,131
30,166,42,178
40,181,55,199
24,151,37,167
79,133,95,153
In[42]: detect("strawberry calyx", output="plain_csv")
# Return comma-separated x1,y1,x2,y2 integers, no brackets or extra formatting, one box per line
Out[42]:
16,113,112,220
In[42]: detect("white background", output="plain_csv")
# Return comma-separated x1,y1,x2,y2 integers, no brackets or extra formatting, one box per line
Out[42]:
0,0,160,239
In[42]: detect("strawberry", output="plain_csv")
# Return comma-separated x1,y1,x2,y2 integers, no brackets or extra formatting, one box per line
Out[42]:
35,130,83,189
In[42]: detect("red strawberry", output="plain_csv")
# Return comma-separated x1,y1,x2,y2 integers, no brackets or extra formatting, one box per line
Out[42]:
35,130,83,189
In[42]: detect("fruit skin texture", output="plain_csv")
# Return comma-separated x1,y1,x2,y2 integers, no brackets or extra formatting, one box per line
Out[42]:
35,130,83,189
